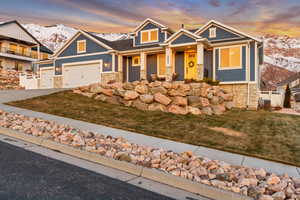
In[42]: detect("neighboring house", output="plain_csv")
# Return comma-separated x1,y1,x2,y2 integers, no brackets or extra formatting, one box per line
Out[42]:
0,20,53,71
277,72,300,92
34,18,263,108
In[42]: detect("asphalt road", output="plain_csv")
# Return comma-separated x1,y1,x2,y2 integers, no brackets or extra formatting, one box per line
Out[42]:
0,141,175,200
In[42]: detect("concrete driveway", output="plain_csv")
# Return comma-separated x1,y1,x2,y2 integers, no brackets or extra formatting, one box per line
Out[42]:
0,89,68,103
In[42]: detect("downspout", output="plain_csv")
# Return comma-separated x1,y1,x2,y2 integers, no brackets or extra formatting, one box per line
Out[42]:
247,42,250,109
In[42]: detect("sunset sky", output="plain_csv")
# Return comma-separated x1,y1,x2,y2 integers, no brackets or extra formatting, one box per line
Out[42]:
1,0,300,37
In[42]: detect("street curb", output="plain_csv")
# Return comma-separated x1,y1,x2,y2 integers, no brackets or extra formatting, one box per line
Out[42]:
0,127,252,200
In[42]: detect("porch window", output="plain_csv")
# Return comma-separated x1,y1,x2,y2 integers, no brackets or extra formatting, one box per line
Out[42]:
219,46,241,69
141,29,158,43
77,40,86,53
157,54,166,76
132,56,140,66
42,53,49,60
209,27,216,38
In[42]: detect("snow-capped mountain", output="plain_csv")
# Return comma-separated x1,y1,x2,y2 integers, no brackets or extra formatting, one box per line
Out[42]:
22,24,129,52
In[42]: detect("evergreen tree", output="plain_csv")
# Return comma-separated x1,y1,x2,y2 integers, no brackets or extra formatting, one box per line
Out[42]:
284,84,291,108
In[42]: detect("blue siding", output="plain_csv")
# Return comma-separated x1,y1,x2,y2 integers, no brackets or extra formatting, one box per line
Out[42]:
55,54,112,75
128,57,140,82
115,55,118,72
39,63,54,68
175,52,184,81
215,46,246,82
171,34,196,45
58,34,108,57
200,25,242,41
134,23,165,46
250,42,255,81
146,54,157,81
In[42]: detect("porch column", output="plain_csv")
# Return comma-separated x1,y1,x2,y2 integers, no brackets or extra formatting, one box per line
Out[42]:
140,52,146,80
118,55,123,82
166,47,172,81
197,43,204,80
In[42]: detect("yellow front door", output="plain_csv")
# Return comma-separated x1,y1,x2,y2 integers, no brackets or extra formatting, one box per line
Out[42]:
184,51,197,80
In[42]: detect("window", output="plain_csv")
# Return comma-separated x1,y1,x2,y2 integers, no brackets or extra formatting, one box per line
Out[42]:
77,40,86,53
141,29,159,43
19,46,26,56
209,27,216,38
42,53,49,60
132,56,140,66
219,46,241,69
31,51,38,59
9,43,18,53
157,54,166,76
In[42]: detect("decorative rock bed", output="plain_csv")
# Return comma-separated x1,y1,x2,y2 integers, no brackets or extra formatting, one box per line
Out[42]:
0,69,23,90
0,109,299,200
73,80,235,115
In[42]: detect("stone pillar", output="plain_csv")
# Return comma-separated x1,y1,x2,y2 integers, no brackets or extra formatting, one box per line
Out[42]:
140,52,147,80
197,43,204,80
166,47,173,81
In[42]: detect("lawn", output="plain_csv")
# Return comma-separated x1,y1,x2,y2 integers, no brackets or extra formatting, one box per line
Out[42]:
7,91,300,166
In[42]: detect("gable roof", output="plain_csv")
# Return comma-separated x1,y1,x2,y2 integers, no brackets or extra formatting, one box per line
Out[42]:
163,29,207,44
133,18,174,34
52,30,113,57
277,72,300,87
0,20,40,44
32,45,53,55
194,20,262,43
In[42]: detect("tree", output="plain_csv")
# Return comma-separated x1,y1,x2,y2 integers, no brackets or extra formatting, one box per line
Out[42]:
284,84,291,108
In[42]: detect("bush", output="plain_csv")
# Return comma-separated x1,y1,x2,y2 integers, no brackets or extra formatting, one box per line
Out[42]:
284,85,291,108
183,78,220,86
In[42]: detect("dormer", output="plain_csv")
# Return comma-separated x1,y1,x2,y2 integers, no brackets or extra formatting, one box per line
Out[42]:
131,18,174,47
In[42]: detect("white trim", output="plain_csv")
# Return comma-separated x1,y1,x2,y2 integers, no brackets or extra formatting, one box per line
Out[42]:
119,47,163,54
112,53,115,72
55,51,113,60
140,28,159,44
218,45,244,70
195,20,262,43
213,48,216,81
210,40,252,47
219,81,250,85
246,42,250,81
77,40,86,54
133,18,167,33
61,59,103,87
126,57,129,82
255,42,258,83
169,42,197,48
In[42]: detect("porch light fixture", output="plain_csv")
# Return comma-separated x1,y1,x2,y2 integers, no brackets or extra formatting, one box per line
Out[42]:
104,62,111,68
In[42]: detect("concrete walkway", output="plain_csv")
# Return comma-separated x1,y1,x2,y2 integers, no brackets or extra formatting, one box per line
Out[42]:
0,89,67,103
0,103,299,178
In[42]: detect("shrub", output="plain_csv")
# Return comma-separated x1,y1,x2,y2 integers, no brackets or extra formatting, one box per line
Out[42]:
284,84,291,108
183,78,220,86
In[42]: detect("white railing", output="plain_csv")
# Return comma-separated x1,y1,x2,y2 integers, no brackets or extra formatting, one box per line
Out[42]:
19,73,39,90
259,91,285,107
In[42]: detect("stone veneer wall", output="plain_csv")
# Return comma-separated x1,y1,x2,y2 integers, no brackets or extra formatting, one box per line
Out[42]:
101,72,121,84
219,83,258,109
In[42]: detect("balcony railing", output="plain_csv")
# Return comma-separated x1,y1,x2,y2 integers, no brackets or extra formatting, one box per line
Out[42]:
0,47,38,59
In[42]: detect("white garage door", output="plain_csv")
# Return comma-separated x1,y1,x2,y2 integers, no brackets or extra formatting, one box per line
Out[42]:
63,62,101,88
40,68,54,89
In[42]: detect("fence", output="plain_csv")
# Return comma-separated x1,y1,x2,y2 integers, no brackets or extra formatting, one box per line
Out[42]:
259,91,285,108
19,73,39,89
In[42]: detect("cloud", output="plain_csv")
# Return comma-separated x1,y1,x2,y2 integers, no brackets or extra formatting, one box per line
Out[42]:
208,0,220,7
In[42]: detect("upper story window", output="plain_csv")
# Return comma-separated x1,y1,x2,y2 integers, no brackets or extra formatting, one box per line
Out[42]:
9,43,18,53
77,40,86,53
219,46,242,69
209,27,216,38
141,29,159,44
132,56,140,66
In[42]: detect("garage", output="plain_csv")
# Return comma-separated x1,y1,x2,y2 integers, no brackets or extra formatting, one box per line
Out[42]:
40,68,54,89
62,61,102,88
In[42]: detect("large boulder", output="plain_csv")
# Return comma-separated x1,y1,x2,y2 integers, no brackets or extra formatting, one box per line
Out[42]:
187,96,201,107
225,101,234,110
135,85,148,94
162,81,173,89
133,99,148,111
94,94,107,102
113,88,126,97
90,84,102,93
168,105,188,115
124,91,139,100
173,96,188,106
188,106,202,115
202,107,213,115
150,86,167,95
106,96,121,105
149,81,162,88
168,89,186,97
154,93,172,105
148,103,167,112
123,82,134,90
211,104,226,115
140,94,154,104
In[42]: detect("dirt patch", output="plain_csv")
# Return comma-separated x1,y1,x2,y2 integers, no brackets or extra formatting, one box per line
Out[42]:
208,127,246,137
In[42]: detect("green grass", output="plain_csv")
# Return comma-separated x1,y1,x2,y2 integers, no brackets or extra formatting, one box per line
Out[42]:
7,91,300,166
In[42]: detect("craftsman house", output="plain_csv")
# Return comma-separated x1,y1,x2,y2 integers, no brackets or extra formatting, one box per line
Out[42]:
34,18,264,108
0,20,53,71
